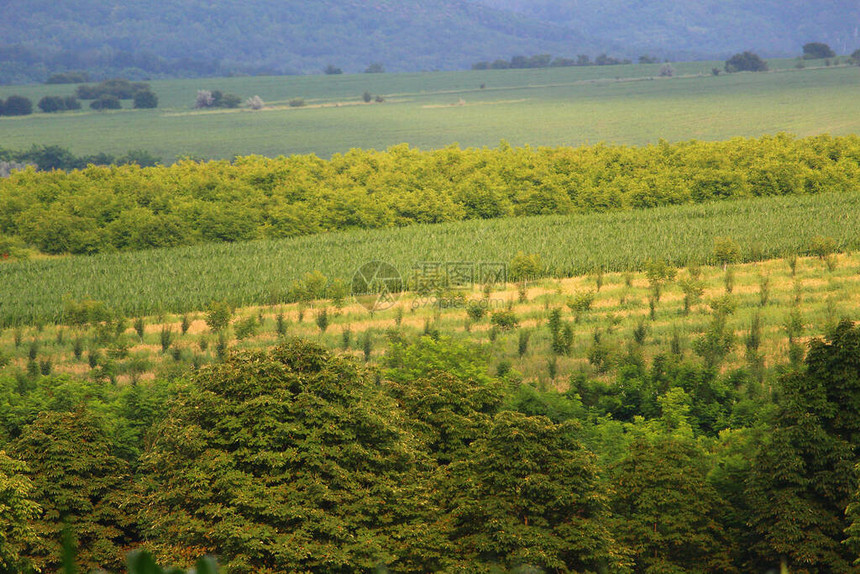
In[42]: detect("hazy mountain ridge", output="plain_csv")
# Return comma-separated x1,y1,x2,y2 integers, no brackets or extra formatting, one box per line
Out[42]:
0,0,605,84
471,0,860,59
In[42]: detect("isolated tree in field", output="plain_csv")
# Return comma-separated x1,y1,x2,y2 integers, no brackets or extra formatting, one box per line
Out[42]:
140,339,437,572
725,51,768,73
204,300,232,332
245,95,264,110
323,64,343,75
803,42,836,60
2,95,32,116
658,63,675,77
133,89,158,109
713,236,742,268
194,90,214,108
508,251,542,281
38,96,69,113
852,49,860,64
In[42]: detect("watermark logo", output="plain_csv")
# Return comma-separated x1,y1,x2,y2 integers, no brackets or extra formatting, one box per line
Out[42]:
351,261,403,311
351,260,508,313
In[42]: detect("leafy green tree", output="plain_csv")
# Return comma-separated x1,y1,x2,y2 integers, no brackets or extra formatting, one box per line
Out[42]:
38,96,70,113
745,320,860,572
0,452,40,573
725,51,768,72
139,339,438,572
713,236,742,268
133,90,159,109
611,432,736,573
508,251,542,281
384,364,504,465
90,94,121,110
10,409,138,573
803,42,836,59
447,411,627,572
2,96,32,116
204,300,232,332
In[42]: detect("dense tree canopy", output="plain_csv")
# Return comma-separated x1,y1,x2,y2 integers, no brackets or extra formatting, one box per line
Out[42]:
10,409,138,572
139,339,438,572
2,134,859,256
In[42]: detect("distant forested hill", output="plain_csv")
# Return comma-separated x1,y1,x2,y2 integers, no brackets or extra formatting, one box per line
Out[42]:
0,0,603,84
473,0,860,60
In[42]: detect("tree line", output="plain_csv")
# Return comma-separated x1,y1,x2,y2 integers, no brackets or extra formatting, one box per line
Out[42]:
1,133,859,256
0,321,859,572
0,79,158,117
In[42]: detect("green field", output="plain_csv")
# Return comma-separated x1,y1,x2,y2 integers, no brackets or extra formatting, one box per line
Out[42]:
0,59,858,160
2,190,858,326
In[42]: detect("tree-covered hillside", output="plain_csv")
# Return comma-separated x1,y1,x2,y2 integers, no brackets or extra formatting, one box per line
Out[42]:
0,0,600,84
473,0,860,60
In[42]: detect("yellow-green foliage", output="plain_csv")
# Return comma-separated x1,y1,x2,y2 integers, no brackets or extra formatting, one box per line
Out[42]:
2,133,859,255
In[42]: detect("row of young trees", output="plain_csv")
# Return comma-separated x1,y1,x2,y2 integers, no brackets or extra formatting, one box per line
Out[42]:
1,133,859,255
0,322,859,572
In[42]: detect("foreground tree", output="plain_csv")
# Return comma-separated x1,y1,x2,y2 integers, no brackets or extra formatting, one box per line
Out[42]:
10,409,138,573
746,320,860,572
612,435,736,572
446,411,628,572
0,452,40,573
140,339,440,573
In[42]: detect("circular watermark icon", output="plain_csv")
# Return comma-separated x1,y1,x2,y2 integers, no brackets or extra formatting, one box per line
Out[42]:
351,261,403,312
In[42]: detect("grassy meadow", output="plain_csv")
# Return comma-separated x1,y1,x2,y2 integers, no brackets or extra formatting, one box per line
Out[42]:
0,59,858,160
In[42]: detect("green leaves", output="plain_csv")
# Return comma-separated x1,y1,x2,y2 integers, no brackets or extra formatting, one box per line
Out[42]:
127,550,217,574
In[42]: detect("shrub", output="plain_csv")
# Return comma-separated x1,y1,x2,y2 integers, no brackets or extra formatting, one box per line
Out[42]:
713,237,742,267
508,251,542,281
246,95,264,110
234,315,258,340
466,300,487,322
567,290,596,322
205,300,232,332
288,97,305,107
490,309,518,331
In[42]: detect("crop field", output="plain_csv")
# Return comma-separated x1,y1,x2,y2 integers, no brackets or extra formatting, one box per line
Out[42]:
3,247,856,389
1,190,858,326
0,59,858,160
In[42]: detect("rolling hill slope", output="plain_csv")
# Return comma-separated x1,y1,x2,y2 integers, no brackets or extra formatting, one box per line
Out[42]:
0,0,603,83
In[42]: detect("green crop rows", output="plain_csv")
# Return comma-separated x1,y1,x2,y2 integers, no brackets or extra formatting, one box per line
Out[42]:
3,190,859,326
